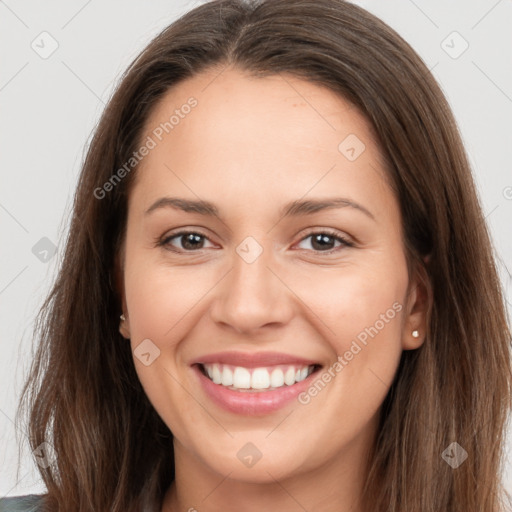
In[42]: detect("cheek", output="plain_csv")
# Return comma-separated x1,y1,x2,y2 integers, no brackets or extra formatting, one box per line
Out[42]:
287,254,407,380
122,255,218,438
285,262,406,451
124,255,216,343
295,262,404,332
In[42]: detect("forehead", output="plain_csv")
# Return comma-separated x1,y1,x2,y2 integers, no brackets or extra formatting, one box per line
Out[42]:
141,66,380,154
130,66,394,219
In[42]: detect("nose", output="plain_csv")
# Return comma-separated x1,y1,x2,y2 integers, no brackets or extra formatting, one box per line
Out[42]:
209,244,295,335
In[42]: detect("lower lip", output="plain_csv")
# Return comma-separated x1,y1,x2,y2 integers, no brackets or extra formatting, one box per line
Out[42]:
193,365,319,415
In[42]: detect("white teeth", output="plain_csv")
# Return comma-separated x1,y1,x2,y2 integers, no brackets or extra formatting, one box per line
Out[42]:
233,367,251,389
251,368,270,389
221,366,233,386
202,363,315,390
284,367,296,386
212,365,222,384
270,368,285,388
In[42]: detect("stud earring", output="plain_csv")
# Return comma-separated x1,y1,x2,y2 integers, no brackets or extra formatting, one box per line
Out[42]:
120,314,126,321
412,329,419,338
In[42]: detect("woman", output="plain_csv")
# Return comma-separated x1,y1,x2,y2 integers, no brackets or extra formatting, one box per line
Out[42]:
2,0,511,510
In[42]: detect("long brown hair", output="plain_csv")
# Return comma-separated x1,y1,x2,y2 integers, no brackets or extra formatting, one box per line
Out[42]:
14,0,512,510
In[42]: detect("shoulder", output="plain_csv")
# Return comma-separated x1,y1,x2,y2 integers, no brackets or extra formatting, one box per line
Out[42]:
0,494,46,512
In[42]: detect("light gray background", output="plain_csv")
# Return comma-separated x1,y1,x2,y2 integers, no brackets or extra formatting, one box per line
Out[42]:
1,0,511,498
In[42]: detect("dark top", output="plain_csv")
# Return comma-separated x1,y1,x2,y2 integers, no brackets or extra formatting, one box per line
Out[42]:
0,494,45,512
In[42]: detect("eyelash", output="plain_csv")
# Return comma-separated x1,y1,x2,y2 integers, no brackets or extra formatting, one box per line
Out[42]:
156,229,354,255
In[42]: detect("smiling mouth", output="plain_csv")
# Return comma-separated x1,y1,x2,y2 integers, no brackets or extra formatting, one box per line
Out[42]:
197,363,322,392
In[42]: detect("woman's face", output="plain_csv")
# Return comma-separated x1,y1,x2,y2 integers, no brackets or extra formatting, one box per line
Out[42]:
118,67,426,486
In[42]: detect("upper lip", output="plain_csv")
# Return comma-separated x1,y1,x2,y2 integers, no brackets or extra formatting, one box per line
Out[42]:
192,351,321,368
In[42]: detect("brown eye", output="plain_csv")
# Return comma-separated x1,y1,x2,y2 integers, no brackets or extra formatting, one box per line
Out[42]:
160,231,214,251
296,231,353,253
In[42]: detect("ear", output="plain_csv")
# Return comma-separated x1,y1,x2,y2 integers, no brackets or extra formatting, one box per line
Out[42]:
402,255,431,350
115,238,131,340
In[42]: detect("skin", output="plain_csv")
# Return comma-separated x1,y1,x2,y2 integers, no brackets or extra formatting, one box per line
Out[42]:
117,66,429,512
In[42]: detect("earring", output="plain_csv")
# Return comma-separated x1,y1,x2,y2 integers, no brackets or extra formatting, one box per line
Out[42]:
120,314,126,321
412,330,419,338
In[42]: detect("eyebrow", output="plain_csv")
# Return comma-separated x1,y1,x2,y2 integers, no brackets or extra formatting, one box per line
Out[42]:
144,196,375,221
